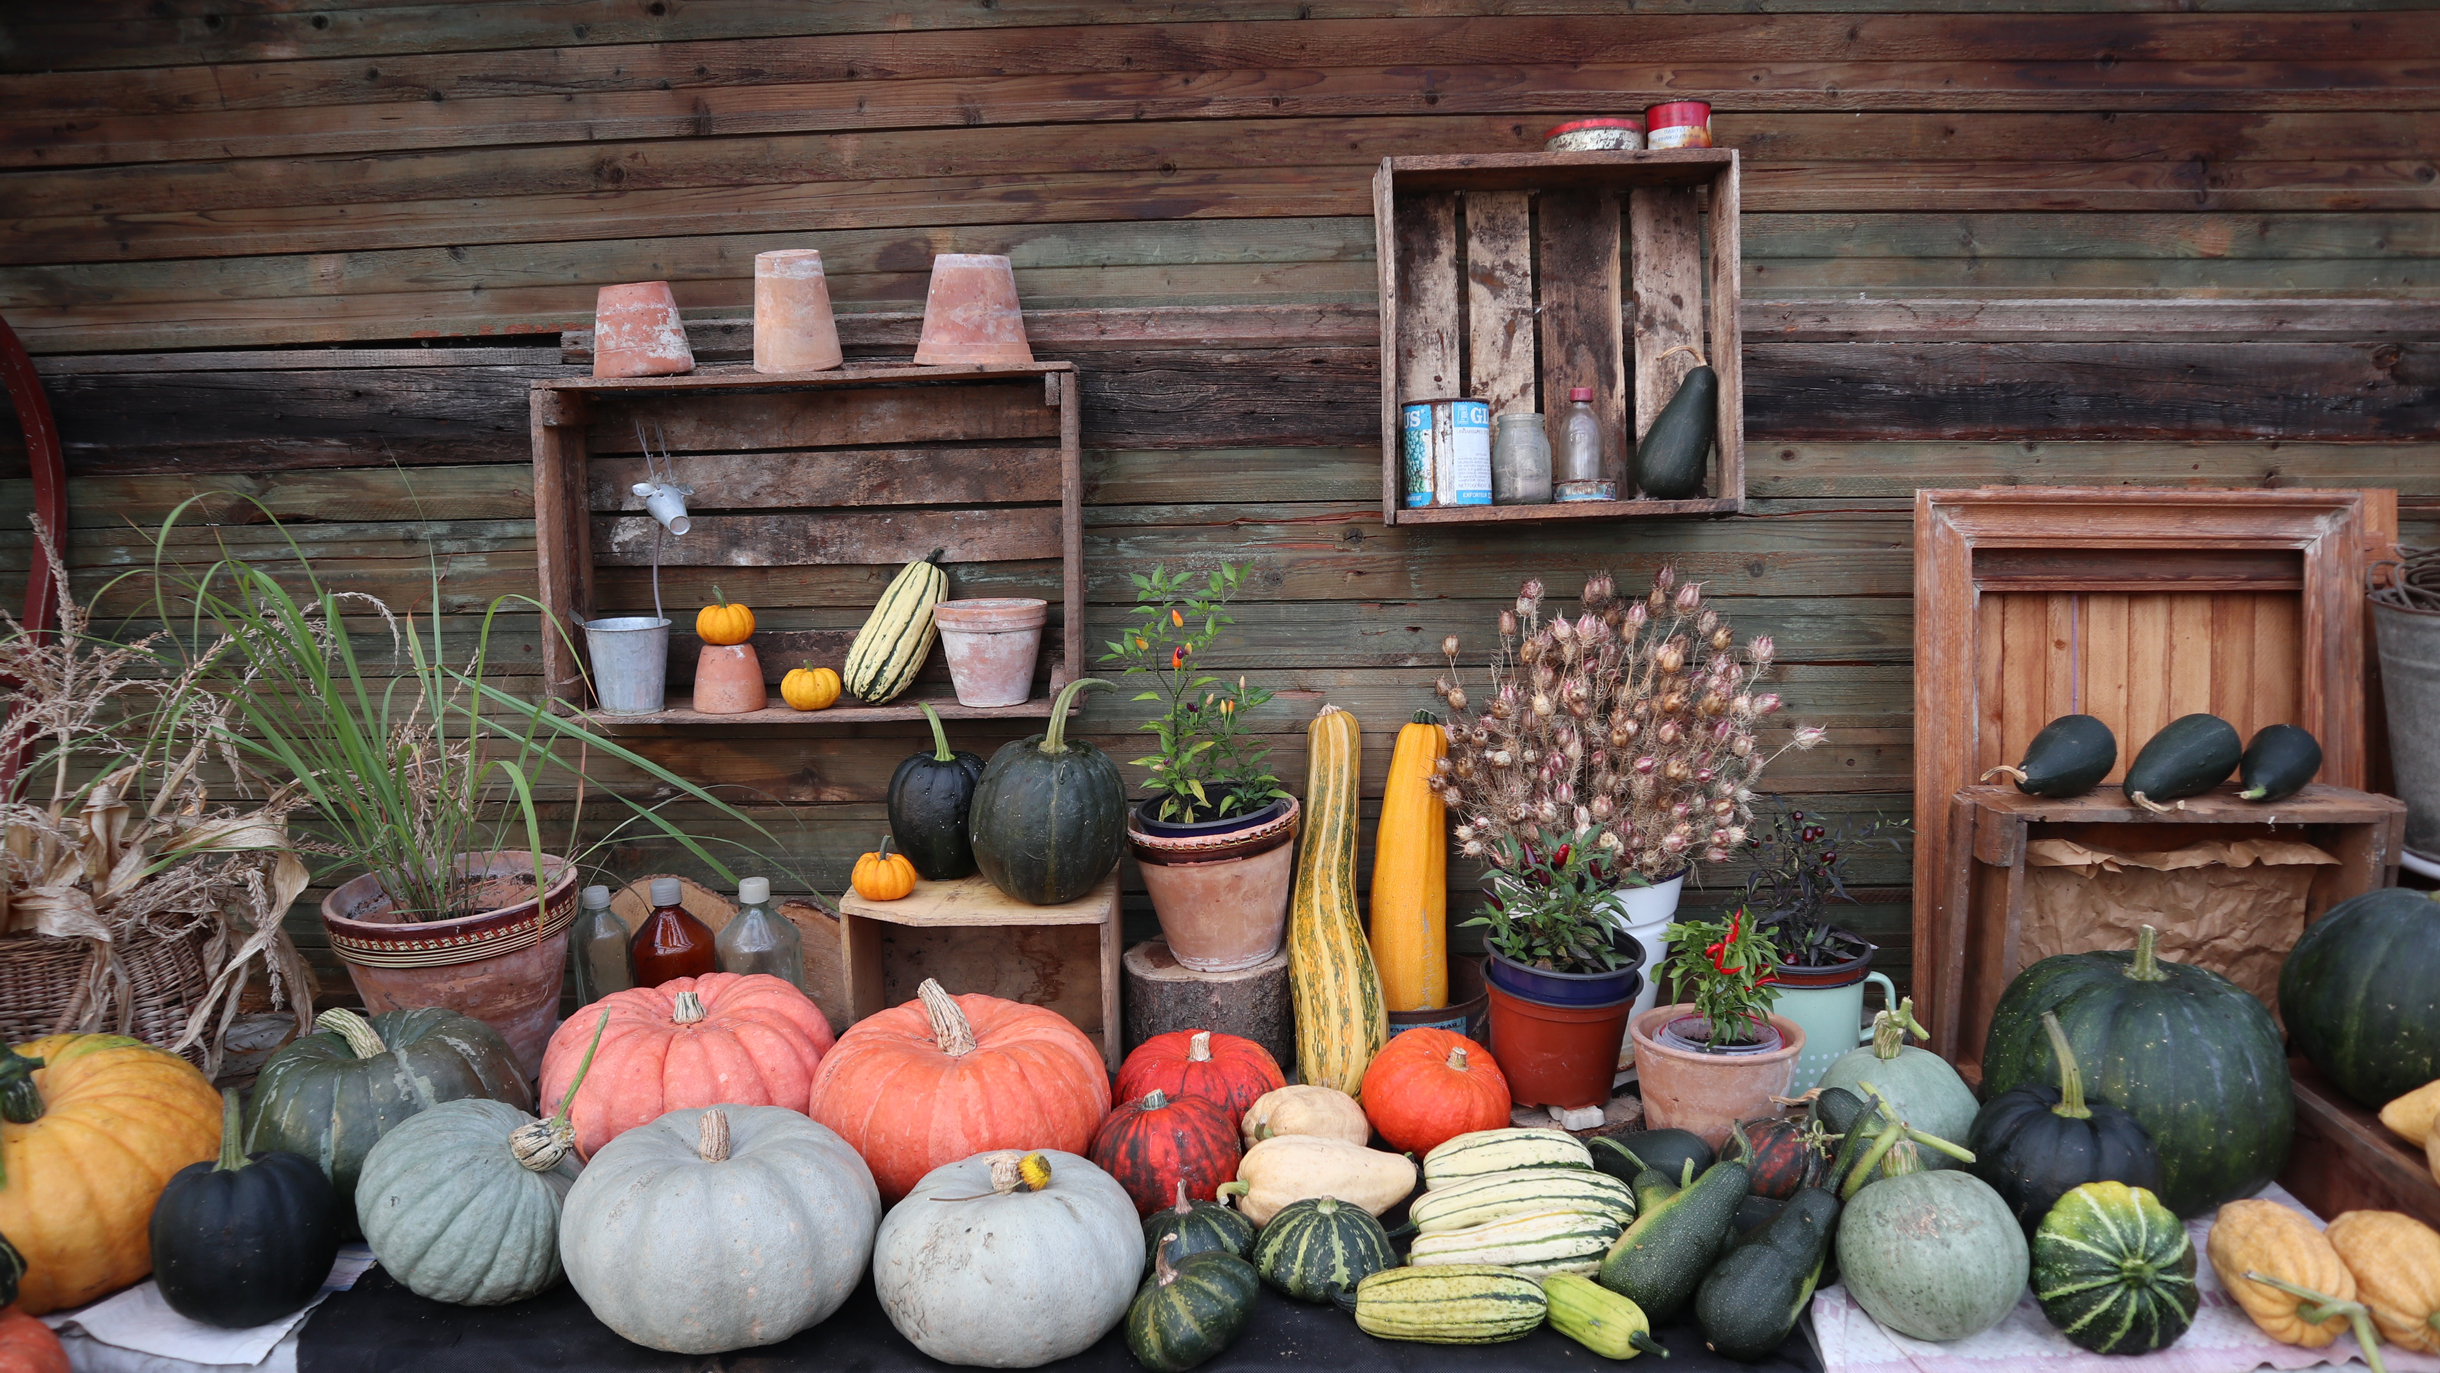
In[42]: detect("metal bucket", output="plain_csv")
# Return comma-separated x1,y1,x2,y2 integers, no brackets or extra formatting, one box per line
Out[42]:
2373,595,2440,857
584,616,671,714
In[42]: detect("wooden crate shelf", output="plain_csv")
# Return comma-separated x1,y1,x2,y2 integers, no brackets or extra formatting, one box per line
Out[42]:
530,362,1083,722
1373,149,1744,526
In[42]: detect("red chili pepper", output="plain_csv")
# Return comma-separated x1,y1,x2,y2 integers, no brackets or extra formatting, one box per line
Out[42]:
1552,843,1571,869
1171,645,1188,669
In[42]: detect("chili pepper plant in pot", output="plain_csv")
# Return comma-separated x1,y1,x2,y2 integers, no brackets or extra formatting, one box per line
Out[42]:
1107,563,1298,972
1745,799,1909,1091
1632,910,1806,1147
1465,829,1645,1109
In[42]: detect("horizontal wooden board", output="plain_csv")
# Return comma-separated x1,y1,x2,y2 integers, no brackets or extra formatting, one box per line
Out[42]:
589,448,1061,512
592,508,1064,568
585,383,1060,454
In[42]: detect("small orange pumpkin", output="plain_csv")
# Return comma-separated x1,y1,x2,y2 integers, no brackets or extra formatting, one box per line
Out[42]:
781,663,842,712
852,838,918,901
1358,1027,1511,1156
695,585,755,646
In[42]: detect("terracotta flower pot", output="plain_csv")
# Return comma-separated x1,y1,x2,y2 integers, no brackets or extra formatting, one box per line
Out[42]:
1485,976,1636,1110
1629,1004,1807,1148
1128,797,1298,972
593,281,694,379
931,598,1046,707
692,642,767,714
912,254,1034,366
752,249,843,374
320,852,581,1079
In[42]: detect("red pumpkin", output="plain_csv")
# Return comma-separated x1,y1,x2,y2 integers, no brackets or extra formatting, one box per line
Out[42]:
1722,1117,1818,1200
537,972,835,1160
1358,1028,1511,1155
1090,1089,1243,1215
0,1308,68,1373
809,978,1111,1202
1115,1028,1286,1122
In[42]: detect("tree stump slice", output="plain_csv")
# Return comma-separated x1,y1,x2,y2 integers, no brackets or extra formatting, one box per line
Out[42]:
1123,940,1292,1067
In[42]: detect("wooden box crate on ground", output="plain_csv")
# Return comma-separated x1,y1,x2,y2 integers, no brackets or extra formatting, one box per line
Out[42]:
2286,1057,2440,1231
530,362,1083,725
1373,149,1743,526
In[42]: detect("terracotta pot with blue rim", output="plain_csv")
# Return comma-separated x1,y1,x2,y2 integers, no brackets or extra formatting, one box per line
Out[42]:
1762,928,1895,1093
1128,796,1299,973
1485,926,1646,1006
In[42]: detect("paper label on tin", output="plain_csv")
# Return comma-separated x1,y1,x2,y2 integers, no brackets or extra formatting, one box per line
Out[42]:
1444,399,1492,505
1646,126,1713,150
1401,405,1434,506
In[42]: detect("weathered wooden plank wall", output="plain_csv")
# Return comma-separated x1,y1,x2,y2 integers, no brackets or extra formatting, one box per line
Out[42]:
2,2,2434,1009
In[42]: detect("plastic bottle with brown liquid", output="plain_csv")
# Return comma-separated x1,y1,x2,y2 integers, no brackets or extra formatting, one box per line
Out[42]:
629,876,716,987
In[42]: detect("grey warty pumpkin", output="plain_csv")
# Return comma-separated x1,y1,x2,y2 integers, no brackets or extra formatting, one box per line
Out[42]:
558,1105,880,1355
874,1149,1144,1367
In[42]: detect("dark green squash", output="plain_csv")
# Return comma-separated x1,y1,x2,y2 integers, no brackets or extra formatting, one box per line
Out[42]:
244,1006,532,1235
0,1046,40,1125
1249,1196,1395,1303
2280,886,2440,1108
888,702,986,880
970,677,1127,905
1984,715,2116,798
149,1090,342,1328
1142,1179,1257,1277
1696,1185,1840,1361
1968,1012,2162,1236
1635,365,1717,499
1126,1241,1260,1373
1598,1156,1750,1326
0,1230,22,1308
2122,713,2241,812
1982,925,2290,1217
1592,1128,1713,1190
2032,1181,2198,1355
2238,723,2322,803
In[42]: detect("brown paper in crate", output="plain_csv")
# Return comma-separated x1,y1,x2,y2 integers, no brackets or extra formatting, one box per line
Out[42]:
2022,837,2337,1013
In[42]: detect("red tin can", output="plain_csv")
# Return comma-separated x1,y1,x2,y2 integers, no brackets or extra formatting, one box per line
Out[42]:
1645,101,1714,149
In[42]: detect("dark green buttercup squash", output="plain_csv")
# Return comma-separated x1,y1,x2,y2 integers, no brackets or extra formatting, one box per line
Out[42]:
1249,1196,1395,1303
2281,886,2440,1109
1127,1240,1260,1373
1142,1179,1256,1277
2032,1181,2198,1355
1969,1012,2162,1236
2237,723,2321,803
149,1090,343,1328
1984,715,2116,799
888,702,986,880
970,677,1127,905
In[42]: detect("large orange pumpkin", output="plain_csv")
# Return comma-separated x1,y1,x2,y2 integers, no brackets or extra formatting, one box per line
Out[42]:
537,973,836,1160
809,978,1110,1201
0,1035,221,1314
1357,1028,1511,1156
0,1306,67,1373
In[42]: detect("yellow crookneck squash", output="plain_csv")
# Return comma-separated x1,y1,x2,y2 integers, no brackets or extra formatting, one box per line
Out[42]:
1287,705,1387,1097
2206,1199,2381,1356
2327,1210,2440,1354
0,1035,222,1314
1369,710,1448,1013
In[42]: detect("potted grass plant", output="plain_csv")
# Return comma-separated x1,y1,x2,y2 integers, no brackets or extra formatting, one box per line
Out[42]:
1744,799,1910,1091
1631,909,1806,1146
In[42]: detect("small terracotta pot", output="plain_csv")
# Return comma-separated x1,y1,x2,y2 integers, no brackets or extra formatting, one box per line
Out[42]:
593,281,694,379
1129,798,1298,972
1485,976,1636,1110
931,598,1046,707
753,249,843,374
1629,1004,1807,1148
913,254,1034,365
693,642,767,714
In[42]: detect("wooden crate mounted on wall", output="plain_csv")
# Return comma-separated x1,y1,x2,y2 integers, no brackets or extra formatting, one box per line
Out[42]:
530,363,1083,725
1373,149,1744,527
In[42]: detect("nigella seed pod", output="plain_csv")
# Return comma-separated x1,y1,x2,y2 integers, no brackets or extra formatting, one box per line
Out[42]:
1749,635,1775,664
1626,601,1648,628
1655,720,1683,745
1533,662,1558,691
1519,637,1542,665
1705,847,1730,863
1712,797,1736,817
1550,615,1574,643
1695,767,1714,782
1700,691,1728,716
1731,693,1755,718
1630,774,1655,800
1712,718,1737,741
1723,826,1747,846
1574,805,1593,830
1660,693,1688,715
1433,755,1453,775
1453,757,1478,780
1599,830,1625,851
1590,794,1615,821
1536,799,1560,824
1447,686,1468,710
1454,824,1475,842
1442,635,1460,658
1671,800,1691,819
1555,780,1575,805
1666,759,1694,781
1531,692,1555,717
1618,718,1641,741
1499,609,1519,638
1675,583,1702,613
1655,564,1678,594
1662,831,1690,854
1489,749,1513,767
1633,755,1658,774
1657,647,1684,674
1584,571,1615,607
1754,693,1783,715
1711,628,1732,652
1518,746,1540,767
1462,839,1487,858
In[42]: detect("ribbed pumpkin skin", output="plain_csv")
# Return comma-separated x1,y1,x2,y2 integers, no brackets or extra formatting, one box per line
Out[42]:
887,731,986,880
1251,1196,1396,1302
2032,1182,2198,1355
245,1008,531,1232
1117,1031,1285,1124
2326,1209,2440,1352
2280,888,2440,1109
0,1307,66,1373
355,1099,579,1306
1092,1090,1244,1215
149,1120,341,1328
2205,1199,2354,1347
1286,706,1386,1096
1127,1250,1261,1373
1369,716,1448,1011
845,554,945,704
1969,1084,2161,1236
970,680,1128,905
537,973,835,1160
1721,1118,1818,1201
1,1034,221,1314
1142,1186,1258,1276
1836,1170,2029,1342
1357,1029,1509,1156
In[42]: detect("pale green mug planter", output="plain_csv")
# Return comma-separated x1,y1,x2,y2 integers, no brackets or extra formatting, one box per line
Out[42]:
1768,960,1896,1094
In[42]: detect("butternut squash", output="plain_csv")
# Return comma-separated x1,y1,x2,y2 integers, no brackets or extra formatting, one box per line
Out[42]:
1369,711,1448,1012
1218,1135,1414,1226
2384,1079,2440,1149
2205,1200,2376,1355
1241,1085,1369,1150
2327,1210,2440,1353
1286,705,1385,1096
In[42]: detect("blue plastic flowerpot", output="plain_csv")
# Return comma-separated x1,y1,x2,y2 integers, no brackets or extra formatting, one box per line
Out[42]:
1485,931,1646,1007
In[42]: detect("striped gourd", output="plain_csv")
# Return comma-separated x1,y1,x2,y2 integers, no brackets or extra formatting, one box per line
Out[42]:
1286,705,1385,1096
1409,1167,1636,1235
1368,711,1448,1011
1249,1196,1396,1304
1408,1209,1625,1274
1423,1128,1593,1189
1336,1265,1547,1344
843,550,946,704
2032,1182,2199,1355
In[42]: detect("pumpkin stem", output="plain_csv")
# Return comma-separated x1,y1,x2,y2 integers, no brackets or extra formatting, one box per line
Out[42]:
712,583,729,608
1188,1029,1212,1063
1867,996,1929,1060
2241,1272,2387,1373
1154,1234,1182,1287
1411,708,1440,725
918,978,978,1056
920,702,956,762
697,1108,732,1163
1979,764,2028,785
1039,677,1114,754
1215,1181,1249,1208
2126,924,2169,982
1140,1088,1168,1111
1327,1283,1358,1316
511,1007,611,1172
1446,1044,1469,1072
1170,1178,1195,1215
2040,1011,2093,1120
214,1088,249,1172
0,1047,44,1126
671,990,708,1026
986,1150,1051,1195
2127,790,2175,816
317,1007,387,1059
1629,1332,1671,1358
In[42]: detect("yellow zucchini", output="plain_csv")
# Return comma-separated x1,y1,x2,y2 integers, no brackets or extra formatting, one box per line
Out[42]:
1370,710,1449,1011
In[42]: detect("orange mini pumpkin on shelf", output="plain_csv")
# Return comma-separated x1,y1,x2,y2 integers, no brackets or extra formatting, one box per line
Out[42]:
695,585,755,646
781,663,841,711
852,838,918,901
1358,1027,1511,1156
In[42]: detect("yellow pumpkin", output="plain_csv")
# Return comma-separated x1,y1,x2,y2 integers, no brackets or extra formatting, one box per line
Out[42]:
695,585,755,646
852,838,918,901
2383,1078,2440,1148
1369,710,1448,1012
2326,1210,2440,1353
0,1035,221,1314
2206,1199,2370,1351
781,663,842,711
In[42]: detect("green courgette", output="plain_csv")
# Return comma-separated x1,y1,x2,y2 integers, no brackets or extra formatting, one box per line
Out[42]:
2238,723,2321,802
1597,1156,1750,1325
1981,715,2116,799
2122,713,2241,812
1635,365,1717,499
1696,1186,1841,1361
1592,1129,1714,1190
1730,1193,1783,1237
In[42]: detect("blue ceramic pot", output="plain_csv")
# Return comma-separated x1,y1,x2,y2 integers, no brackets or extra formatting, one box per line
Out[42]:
1131,796,1291,841
1485,929,1646,1007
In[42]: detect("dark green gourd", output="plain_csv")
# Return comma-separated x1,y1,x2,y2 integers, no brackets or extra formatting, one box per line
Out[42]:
1635,365,1718,499
1968,1012,2162,1236
969,677,1127,905
2237,724,2321,802
1983,715,2117,798
1127,1241,1260,1373
2280,887,2440,1108
2121,713,2241,812
1141,1179,1257,1276
888,702,986,880
149,1090,343,1328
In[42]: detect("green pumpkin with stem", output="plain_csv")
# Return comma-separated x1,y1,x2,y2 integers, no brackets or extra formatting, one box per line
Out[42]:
150,1089,343,1328
970,677,1128,904
1816,998,1979,1170
1127,1235,1261,1373
1833,1087,2026,1343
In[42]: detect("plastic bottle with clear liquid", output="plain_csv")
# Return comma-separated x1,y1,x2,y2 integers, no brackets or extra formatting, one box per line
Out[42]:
629,876,717,988
1554,386,1617,501
715,876,806,993
569,883,634,1006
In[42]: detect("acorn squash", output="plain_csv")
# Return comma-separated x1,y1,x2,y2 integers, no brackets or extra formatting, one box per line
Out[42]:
969,677,1127,904
2032,1181,2197,1354
2280,887,2440,1110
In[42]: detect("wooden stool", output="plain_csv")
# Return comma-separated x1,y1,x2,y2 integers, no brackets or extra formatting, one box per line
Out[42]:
839,873,1123,1071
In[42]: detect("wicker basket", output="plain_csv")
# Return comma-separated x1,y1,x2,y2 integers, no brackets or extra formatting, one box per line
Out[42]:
0,922,217,1069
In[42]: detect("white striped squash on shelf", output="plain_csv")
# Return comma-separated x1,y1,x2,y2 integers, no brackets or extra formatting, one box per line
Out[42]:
844,551,947,705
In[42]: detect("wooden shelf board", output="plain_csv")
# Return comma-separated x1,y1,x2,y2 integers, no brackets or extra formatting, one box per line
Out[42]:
536,361,1074,394
1958,782,2405,826
586,693,1057,728
1393,497,1742,525
840,873,1119,929
1386,148,1735,194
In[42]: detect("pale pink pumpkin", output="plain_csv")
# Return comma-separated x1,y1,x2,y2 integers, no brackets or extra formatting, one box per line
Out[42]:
538,973,834,1159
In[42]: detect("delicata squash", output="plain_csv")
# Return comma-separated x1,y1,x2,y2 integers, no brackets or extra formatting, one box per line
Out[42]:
2206,1200,2385,1368
2326,1210,2440,1355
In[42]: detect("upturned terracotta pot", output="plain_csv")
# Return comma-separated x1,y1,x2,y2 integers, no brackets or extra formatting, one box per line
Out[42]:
693,642,767,714
753,249,843,374
593,281,694,378
1485,977,1636,1110
1629,1005,1807,1148
1128,797,1298,972
912,254,1034,365
321,852,580,1079
931,598,1046,707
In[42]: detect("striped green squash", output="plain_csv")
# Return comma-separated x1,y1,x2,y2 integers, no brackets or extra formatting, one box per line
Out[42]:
1409,1167,1635,1235
2032,1181,2199,1355
1408,1208,1624,1276
1127,1244,1260,1373
1335,1265,1547,1344
843,551,946,704
1249,1196,1394,1303
1421,1128,1592,1190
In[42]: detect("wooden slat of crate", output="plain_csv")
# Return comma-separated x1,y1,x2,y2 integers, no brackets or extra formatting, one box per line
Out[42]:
1392,190,1461,408
1629,187,1704,453
1463,190,1535,420
1538,188,1625,492
2284,1057,2440,1232
589,448,1061,511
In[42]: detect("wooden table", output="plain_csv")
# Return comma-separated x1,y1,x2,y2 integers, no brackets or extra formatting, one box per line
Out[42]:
838,873,1123,1070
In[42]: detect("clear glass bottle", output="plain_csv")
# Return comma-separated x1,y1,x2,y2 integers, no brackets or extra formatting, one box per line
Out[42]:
715,876,806,993
1491,413,1552,505
629,876,717,988
1554,386,1616,502
570,883,634,1006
